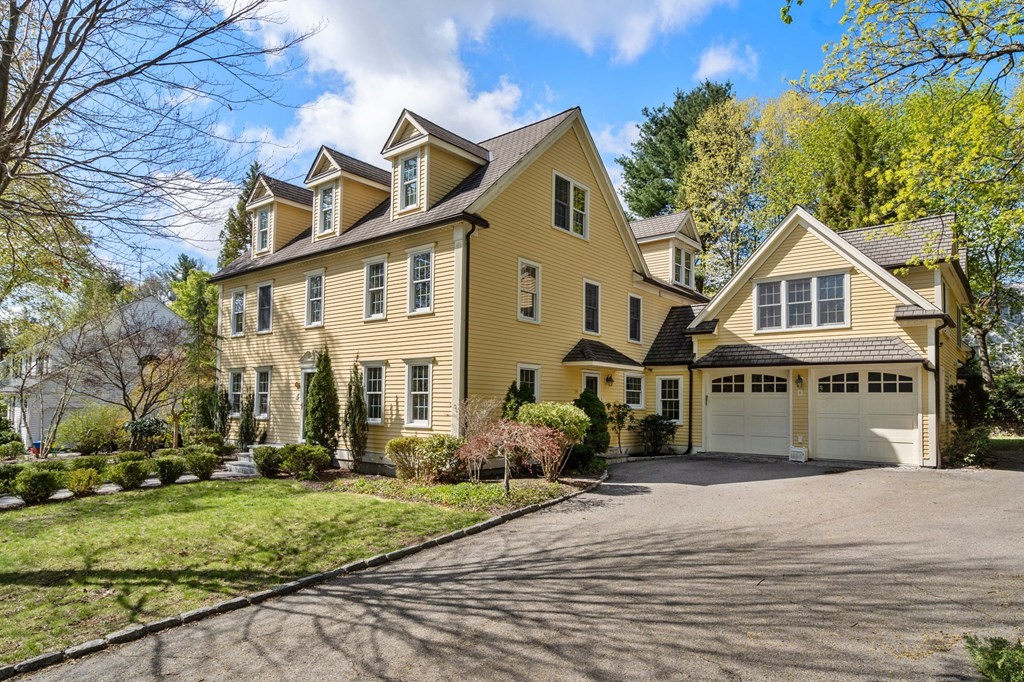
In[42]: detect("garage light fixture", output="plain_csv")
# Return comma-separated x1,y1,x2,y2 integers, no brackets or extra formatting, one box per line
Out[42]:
795,375,804,390
605,375,614,386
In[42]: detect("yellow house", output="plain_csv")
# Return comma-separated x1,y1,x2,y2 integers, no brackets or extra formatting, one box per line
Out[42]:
210,108,970,469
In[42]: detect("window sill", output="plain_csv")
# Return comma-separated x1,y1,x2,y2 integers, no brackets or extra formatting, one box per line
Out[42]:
517,316,541,325
396,205,421,216
255,416,270,421
228,413,240,419
551,224,588,241
407,309,433,317
364,315,387,322
626,404,644,410
753,323,850,335
628,338,642,345
256,330,273,335
404,422,431,429
230,333,245,339
304,322,324,329
368,419,382,426
583,329,601,337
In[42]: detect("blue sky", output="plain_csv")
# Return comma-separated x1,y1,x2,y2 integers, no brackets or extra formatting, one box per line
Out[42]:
166,0,846,270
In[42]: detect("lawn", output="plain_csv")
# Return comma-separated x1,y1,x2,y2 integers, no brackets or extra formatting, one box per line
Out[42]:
332,478,575,514
0,479,487,664
990,436,1024,451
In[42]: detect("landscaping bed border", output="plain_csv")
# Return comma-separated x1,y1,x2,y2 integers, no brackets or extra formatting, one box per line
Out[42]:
0,471,607,680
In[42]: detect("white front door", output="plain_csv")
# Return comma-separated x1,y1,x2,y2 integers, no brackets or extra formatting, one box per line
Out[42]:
706,371,790,456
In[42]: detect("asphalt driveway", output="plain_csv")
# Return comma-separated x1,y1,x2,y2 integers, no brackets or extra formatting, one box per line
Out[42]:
29,457,1024,681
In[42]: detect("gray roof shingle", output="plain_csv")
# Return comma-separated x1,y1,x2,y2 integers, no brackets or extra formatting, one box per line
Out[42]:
629,210,692,241
384,110,490,161
644,305,716,365
318,147,391,186
563,339,642,367
213,108,577,283
256,175,313,207
693,337,924,368
839,214,955,268
893,304,951,322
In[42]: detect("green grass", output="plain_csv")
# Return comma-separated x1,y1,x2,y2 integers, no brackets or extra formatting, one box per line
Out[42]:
332,478,573,514
0,479,486,664
990,436,1024,452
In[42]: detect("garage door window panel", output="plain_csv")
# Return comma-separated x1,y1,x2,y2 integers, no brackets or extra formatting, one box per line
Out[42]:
818,372,859,393
711,374,745,393
868,372,913,393
751,374,787,393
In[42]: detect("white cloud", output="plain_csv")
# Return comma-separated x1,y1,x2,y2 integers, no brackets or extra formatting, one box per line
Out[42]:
693,41,759,81
595,122,640,157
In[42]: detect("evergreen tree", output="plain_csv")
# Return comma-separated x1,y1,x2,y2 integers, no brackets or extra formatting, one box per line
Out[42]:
304,348,341,451
501,381,535,420
616,81,734,218
238,393,256,449
170,269,218,439
573,389,610,454
218,161,263,267
342,362,368,473
162,254,202,284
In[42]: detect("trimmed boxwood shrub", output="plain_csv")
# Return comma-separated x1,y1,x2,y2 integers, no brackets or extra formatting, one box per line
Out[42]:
67,468,102,496
153,448,181,459
0,463,24,494
0,430,22,445
68,455,109,476
281,444,331,481
29,459,67,473
107,461,149,490
154,456,187,485
385,437,422,480
183,446,219,481
252,446,284,477
516,402,590,445
117,451,148,463
14,468,63,503
0,440,25,460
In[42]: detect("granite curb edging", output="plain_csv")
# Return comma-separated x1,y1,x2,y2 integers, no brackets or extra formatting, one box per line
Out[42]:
3,471,607,679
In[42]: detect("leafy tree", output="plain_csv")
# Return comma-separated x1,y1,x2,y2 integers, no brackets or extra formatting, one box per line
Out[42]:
605,402,633,452
305,349,341,452
219,161,263,267
341,362,368,473
617,81,734,218
238,393,257,450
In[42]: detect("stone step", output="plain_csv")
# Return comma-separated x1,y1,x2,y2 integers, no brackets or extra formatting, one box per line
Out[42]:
225,460,258,477
236,451,254,464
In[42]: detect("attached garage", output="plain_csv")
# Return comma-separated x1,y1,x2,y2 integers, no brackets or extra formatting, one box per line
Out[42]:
706,371,790,456
812,366,921,465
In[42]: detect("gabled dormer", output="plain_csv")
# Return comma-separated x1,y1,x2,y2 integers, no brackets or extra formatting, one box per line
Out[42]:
380,110,489,219
629,210,703,291
246,174,313,259
304,147,390,240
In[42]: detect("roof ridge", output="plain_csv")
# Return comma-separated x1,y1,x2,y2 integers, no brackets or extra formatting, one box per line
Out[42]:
477,107,579,144
630,209,691,226
841,213,956,235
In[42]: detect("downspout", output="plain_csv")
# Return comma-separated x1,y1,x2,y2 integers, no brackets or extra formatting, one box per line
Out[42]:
925,318,951,468
460,214,489,407
684,363,694,455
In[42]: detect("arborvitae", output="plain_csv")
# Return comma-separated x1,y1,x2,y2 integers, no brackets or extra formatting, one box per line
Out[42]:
238,393,256,450
573,389,610,454
342,362,369,473
304,348,341,451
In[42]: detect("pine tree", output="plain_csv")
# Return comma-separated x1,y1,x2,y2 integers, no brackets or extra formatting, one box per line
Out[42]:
218,161,262,267
817,110,896,231
342,362,368,473
304,348,341,451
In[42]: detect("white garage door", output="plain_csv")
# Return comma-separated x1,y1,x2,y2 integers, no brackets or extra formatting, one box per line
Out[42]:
707,372,790,456
814,368,920,465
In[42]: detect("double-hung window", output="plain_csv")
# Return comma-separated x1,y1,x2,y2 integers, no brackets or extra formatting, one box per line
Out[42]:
408,248,432,314
256,283,272,333
406,362,431,426
553,173,588,237
518,259,540,322
231,290,245,336
254,369,271,419
363,365,384,424
625,374,644,409
400,154,419,210
756,273,848,331
319,186,334,234
657,377,681,423
228,371,243,415
673,247,695,288
364,258,387,319
584,280,600,334
517,365,540,402
256,209,270,251
306,272,323,326
628,295,642,343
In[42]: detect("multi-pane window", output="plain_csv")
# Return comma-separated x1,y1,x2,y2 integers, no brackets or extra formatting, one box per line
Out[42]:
757,274,848,330
867,372,913,393
672,248,695,287
306,273,323,326
787,278,812,327
711,374,745,393
319,186,334,233
364,365,384,424
229,371,242,415
409,250,432,313
407,363,430,426
818,372,859,393
751,374,788,393
518,260,540,322
583,373,599,396
757,282,782,330
257,284,272,332
231,291,245,336
255,369,271,418
584,281,600,333
256,209,270,251
684,251,693,287
365,259,386,319
625,374,644,408
400,154,419,210
518,366,539,402
553,174,587,237
628,295,642,342
658,378,681,422
818,274,846,325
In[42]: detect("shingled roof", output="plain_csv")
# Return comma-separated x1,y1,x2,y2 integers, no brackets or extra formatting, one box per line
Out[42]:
383,110,490,161
839,214,955,268
629,210,692,241
693,336,924,369
212,108,577,283
313,147,391,186
644,305,717,366
254,174,313,207
562,339,642,368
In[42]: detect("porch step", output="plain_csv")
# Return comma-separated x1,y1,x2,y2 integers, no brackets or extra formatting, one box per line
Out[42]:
224,459,259,477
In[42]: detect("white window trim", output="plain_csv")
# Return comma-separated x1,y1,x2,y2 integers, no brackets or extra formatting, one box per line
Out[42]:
516,363,542,402
582,371,600,398
624,372,645,409
361,362,385,425
256,282,273,334
254,367,272,421
517,257,542,324
583,279,601,335
228,370,243,417
407,246,434,316
304,269,325,328
627,293,643,344
656,376,683,424
255,209,271,253
672,244,695,289
753,270,852,333
363,256,388,321
230,288,245,338
404,359,432,428
551,170,590,240
318,185,335,235
398,151,420,212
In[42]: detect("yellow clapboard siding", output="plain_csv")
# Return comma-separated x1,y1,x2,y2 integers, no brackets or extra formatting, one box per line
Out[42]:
342,178,388,231
428,146,478,207
640,241,672,282
273,203,311,252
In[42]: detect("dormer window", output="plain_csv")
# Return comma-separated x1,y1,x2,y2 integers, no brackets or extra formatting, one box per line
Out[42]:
319,186,334,234
673,246,695,288
400,153,419,210
553,173,587,237
256,209,270,252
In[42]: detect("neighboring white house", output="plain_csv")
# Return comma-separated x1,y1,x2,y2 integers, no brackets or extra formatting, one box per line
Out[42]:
0,296,183,449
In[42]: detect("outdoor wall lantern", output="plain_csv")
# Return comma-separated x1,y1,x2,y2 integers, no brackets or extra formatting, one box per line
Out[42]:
795,375,804,390
605,375,614,386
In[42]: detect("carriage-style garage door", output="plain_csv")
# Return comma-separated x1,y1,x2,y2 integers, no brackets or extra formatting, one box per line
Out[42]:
813,367,920,465
706,371,790,456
